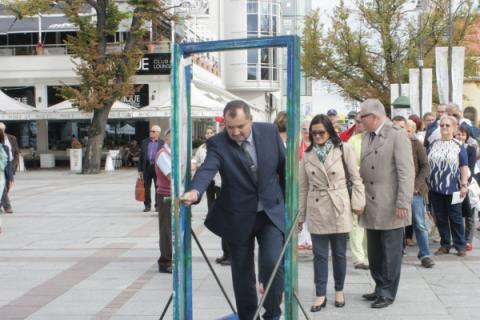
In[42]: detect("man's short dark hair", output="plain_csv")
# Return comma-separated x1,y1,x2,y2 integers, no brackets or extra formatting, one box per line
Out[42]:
223,100,252,119
392,115,407,123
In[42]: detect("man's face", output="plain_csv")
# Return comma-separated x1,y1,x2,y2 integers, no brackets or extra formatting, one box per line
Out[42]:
149,127,160,140
406,126,415,137
437,105,446,119
328,115,338,124
225,109,253,142
359,110,377,132
423,115,435,128
354,116,365,133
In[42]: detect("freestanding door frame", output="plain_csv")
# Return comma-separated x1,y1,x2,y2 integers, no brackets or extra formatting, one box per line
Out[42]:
171,35,301,320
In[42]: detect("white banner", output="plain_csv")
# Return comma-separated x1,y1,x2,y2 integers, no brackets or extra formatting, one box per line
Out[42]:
409,68,432,116
435,47,464,108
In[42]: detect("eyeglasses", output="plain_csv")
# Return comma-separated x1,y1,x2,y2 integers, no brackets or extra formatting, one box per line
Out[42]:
360,113,373,119
301,128,309,132
150,130,159,133
311,130,327,137
440,124,451,128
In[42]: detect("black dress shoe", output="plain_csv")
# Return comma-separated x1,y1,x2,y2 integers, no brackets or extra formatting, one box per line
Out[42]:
215,255,228,264
159,265,172,273
371,296,393,308
143,207,151,212
219,258,231,266
362,292,377,301
310,297,327,312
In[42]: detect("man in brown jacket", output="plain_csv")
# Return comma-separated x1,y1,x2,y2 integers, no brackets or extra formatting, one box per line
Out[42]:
359,99,414,308
405,119,434,268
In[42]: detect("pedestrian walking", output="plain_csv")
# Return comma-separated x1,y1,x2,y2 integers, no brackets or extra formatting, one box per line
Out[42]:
348,114,369,270
298,114,365,312
182,100,286,320
428,116,469,257
154,129,172,273
0,122,18,214
405,120,435,268
192,126,229,265
455,126,476,251
0,130,13,233
138,125,164,212
358,99,414,308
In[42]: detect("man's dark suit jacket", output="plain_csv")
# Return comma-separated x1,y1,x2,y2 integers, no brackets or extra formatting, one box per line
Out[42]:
190,122,286,244
138,138,164,174
6,134,19,174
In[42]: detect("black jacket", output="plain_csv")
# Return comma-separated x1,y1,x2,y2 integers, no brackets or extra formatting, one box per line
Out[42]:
138,138,164,173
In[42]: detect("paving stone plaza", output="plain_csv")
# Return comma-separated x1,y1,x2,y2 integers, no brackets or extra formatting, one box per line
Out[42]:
0,169,479,320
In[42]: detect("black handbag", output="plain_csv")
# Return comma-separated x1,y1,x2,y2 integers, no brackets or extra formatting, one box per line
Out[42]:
340,144,353,199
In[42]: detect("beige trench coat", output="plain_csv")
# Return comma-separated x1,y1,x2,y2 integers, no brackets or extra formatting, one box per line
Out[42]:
299,143,366,235
359,121,415,230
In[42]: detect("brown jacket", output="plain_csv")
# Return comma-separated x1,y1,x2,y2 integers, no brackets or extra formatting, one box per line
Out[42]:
6,134,19,174
299,143,366,235
411,137,429,196
359,122,414,230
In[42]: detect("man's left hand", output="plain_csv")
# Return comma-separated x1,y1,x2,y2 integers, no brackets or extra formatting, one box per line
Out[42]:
395,208,408,219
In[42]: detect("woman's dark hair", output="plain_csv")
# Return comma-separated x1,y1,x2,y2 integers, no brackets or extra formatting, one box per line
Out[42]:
458,126,470,141
305,114,341,152
0,130,5,144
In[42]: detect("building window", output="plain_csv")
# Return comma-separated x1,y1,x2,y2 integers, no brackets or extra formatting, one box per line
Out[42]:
246,0,279,81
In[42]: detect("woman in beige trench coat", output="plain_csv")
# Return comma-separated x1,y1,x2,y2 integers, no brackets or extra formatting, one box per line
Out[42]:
299,114,366,312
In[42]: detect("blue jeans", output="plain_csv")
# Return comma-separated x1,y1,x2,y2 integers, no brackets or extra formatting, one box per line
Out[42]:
411,194,431,259
429,191,466,251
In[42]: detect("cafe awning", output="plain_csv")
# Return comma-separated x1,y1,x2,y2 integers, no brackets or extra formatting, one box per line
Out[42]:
0,90,42,120
140,80,260,118
45,100,140,120
0,15,78,35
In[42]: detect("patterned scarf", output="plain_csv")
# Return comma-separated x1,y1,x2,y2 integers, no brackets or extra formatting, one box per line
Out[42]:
313,139,333,163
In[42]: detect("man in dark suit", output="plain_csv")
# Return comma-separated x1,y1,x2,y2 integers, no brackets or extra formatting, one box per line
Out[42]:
0,122,19,214
183,100,286,320
138,125,164,212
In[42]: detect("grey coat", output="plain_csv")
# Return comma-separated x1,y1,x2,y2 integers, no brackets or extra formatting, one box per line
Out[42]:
359,121,415,230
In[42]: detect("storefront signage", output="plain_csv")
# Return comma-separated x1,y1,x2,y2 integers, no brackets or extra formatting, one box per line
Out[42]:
48,84,149,108
1,86,35,107
136,53,171,75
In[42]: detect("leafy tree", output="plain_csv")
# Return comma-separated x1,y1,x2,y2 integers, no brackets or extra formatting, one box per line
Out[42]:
4,0,174,173
302,0,477,109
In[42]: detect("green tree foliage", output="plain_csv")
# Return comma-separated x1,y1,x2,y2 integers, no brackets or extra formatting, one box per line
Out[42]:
4,0,174,173
302,0,477,108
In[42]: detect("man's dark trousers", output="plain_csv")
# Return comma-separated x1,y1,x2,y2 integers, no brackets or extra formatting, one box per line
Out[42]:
367,228,404,300
144,163,157,209
227,211,283,320
156,194,172,268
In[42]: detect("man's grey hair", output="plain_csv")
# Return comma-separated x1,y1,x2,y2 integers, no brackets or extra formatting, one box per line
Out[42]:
359,99,386,118
150,125,161,133
446,102,461,112
0,122,5,131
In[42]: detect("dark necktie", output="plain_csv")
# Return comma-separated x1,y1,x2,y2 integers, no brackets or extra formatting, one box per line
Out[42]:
241,141,257,183
369,132,376,144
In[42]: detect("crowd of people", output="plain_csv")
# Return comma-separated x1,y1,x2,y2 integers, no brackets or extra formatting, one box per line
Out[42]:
137,99,479,320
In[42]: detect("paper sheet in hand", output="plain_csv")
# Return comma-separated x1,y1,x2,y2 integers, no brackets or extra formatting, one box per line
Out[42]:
451,191,465,204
